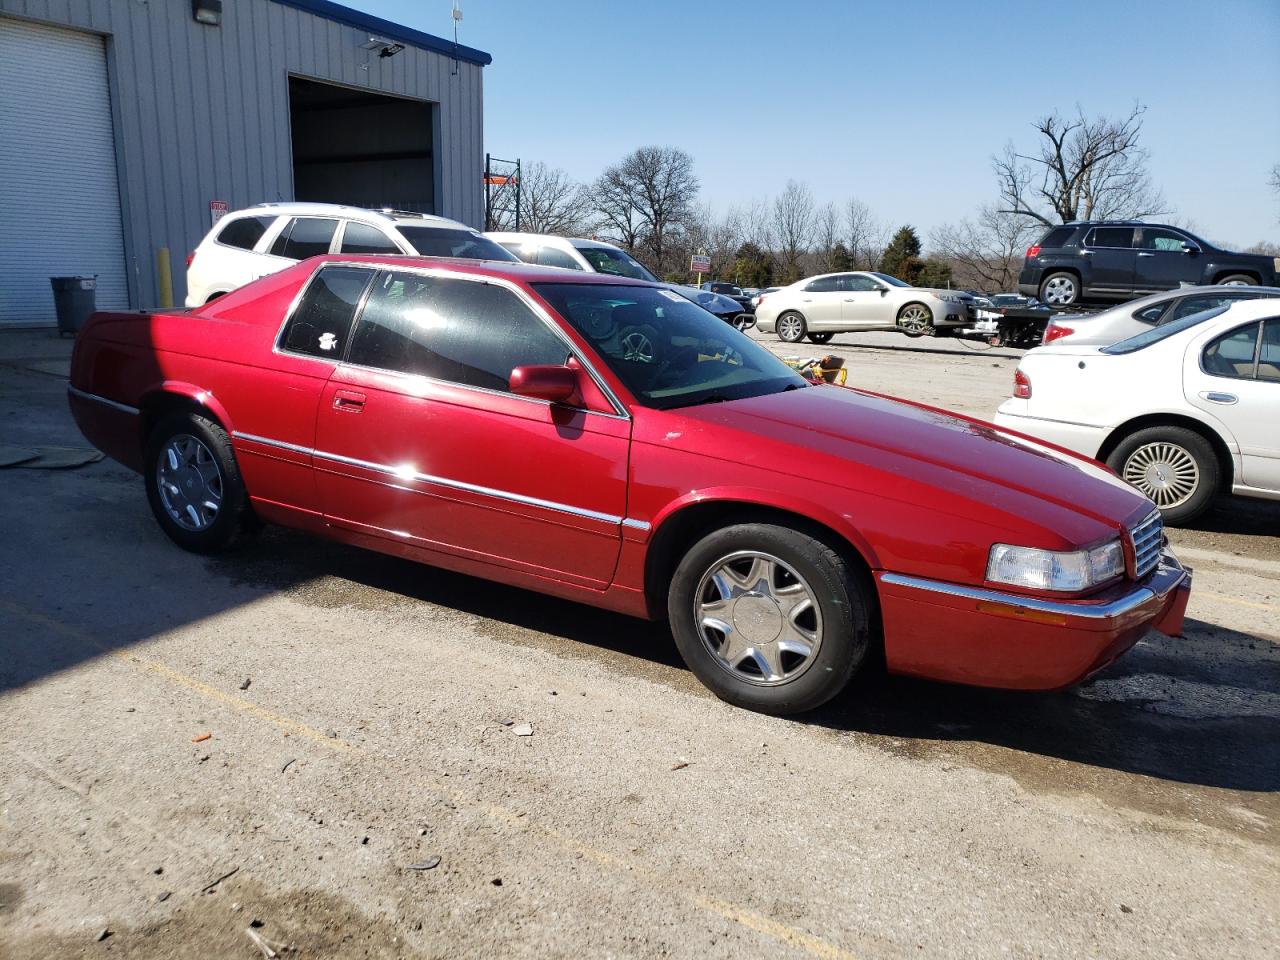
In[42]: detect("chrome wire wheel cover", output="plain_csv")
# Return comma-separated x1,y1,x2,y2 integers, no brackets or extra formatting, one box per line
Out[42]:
778,315,804,341
897,304,931,333
694,551,823,687
1221,278,1250,286
1042,276,1076,304
156,434,223,531
620,330,655,363
1122,441,1199,508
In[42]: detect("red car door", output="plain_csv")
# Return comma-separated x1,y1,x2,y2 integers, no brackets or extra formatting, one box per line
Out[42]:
313,268,630,590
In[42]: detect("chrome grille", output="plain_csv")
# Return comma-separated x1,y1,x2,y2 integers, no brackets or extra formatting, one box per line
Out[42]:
1129,511,1164,580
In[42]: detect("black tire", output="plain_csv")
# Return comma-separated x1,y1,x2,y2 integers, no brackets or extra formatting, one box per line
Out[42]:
776,311,807,344
895,302,934,337
1104,425,1220,526
667,523,874,715
144,410,254,553
807,332,835,344
1039,271,1079,306
1217,274,1258,286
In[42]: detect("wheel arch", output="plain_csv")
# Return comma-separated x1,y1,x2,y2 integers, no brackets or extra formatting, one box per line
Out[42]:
1039,268,1082,294
138,381,235,449
641,497,880,621
1210,269,1261,285
1097,412,1235,487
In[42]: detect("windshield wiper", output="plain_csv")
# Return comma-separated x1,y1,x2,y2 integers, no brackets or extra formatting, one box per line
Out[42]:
782,382,807,391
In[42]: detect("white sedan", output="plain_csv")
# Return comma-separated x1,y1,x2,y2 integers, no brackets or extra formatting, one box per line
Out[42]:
754,272,976,344
994,298,1280,524
1040,284,1279,346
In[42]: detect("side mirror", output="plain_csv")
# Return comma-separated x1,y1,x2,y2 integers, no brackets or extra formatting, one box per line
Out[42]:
509,364,578,404
1181,241,1201,254
877,286,888,296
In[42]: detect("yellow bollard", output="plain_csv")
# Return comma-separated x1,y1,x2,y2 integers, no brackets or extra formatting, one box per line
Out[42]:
156,247,174,308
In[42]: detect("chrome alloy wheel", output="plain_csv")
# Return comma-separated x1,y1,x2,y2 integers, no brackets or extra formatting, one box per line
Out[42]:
1042,275,1076,305
1122,441,1199,508
694,551,823,686
777,314,805,342
897,304,932,334
156,434,224,531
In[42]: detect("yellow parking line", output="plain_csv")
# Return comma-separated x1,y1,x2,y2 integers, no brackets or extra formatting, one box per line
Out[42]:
1,599,859,960
1195,591,1278,614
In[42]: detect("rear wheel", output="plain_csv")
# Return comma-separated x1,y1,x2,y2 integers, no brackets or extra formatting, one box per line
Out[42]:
807,332,834,344
144,411,254,553
1105,426,1219,525
1039,272,1079,306
1218,274,1257,286
896,302,933,337
667,523,873,715
777,312,807,343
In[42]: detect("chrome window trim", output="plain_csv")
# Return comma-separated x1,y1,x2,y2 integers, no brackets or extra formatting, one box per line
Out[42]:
67,385,139,416
1198,319,1268,382
1082,226,1137,251
336,219,412,256
880,572,1156,619
231,429,647,528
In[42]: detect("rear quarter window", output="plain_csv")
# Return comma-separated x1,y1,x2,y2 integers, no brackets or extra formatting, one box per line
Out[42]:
278,266,374,359
1038,226,1075,248
216,216,274,251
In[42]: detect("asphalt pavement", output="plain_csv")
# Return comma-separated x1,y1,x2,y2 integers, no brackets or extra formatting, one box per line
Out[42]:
1,327,1276,960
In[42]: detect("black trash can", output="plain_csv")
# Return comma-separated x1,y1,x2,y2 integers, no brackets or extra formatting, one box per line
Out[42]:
50,276,97,336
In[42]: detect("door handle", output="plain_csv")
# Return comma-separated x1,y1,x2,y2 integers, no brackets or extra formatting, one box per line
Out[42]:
843,297,856,302
333,390,366,412
802,298,813,302
1137,252,1155,257
1201,391,1237,404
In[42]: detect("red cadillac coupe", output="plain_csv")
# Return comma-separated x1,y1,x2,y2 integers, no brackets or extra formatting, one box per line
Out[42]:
69,256,1191,714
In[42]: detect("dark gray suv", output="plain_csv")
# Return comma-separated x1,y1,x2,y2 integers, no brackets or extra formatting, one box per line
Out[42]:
1018,221,1280,306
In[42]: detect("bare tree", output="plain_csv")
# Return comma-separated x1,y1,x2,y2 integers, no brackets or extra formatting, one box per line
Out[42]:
1270,162,1280,223
591,146,699,275
811,202,842,273
514,162,592,235
995,104,1165,226
845,197,888,270
739,197,775,254
772,180,814,283
589,171,644,253
681,205,743,280
931,205,1039,292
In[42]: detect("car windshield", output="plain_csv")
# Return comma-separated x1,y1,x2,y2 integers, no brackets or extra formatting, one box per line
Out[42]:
1102,304,1230,354
397,227,519,262
533,283,806,410
871,273,909,287
575,246,659,282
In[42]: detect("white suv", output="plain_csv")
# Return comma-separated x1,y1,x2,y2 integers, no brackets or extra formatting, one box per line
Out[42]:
185,203,517,307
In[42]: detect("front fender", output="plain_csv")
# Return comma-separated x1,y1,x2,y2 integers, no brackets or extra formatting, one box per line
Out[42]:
646,485,882,571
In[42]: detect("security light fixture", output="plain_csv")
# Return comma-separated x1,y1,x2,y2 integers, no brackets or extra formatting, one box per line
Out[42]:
191,0,222,26
361,35,405,58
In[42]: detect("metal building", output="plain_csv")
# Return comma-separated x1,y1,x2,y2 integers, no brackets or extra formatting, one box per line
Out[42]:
0,0,490,325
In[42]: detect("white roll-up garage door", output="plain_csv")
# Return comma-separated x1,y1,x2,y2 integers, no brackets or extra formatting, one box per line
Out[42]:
0,17,129,325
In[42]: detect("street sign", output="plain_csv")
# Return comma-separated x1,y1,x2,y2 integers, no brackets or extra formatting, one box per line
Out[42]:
209,200,228,227
691,254,711,274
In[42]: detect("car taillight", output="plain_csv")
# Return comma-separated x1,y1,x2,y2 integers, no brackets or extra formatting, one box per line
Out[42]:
1042,323,1074,344
1013,369,1032,399
186,250,196,267
1025,244,1041,259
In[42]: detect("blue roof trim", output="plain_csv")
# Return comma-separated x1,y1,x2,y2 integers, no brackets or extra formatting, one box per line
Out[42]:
270,0,492,66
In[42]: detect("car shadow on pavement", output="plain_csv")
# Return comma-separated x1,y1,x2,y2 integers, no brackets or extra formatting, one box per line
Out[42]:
807,618,1280,794
214,527,1279,795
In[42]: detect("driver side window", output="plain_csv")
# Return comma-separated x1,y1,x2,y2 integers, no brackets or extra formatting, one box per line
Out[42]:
347,271,568,392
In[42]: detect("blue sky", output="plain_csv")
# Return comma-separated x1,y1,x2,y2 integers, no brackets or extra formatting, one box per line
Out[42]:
351,0,1280,246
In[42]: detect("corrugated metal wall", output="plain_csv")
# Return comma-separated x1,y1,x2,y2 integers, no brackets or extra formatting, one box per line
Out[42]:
0,0,485,311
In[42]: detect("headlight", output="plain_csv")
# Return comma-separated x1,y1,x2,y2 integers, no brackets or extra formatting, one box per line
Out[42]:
987,539,1124,591
937,293,963,303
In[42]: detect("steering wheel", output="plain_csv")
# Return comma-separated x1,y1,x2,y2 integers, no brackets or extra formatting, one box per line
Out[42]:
617,325,660,364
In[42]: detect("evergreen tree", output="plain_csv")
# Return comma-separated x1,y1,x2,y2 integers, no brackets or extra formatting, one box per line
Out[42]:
829,241,854,272
880,226,923,283
916,258,954,289
732,243,773,288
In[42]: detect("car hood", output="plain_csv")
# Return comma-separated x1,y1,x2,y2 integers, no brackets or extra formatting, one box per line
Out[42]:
675,384,1149,542
911,288,972,300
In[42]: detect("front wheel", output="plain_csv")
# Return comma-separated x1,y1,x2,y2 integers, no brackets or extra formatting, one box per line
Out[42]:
1105,426,1220,526
144,411,254,553
807,332,834,344
896,302,933,337
776,312,807,343
667,523,874,715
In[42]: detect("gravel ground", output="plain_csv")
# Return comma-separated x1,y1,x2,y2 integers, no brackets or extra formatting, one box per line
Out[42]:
1,328,1276,960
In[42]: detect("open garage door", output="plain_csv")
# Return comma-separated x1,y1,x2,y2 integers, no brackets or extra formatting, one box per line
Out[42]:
288,77,435,214
0,17,129,325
